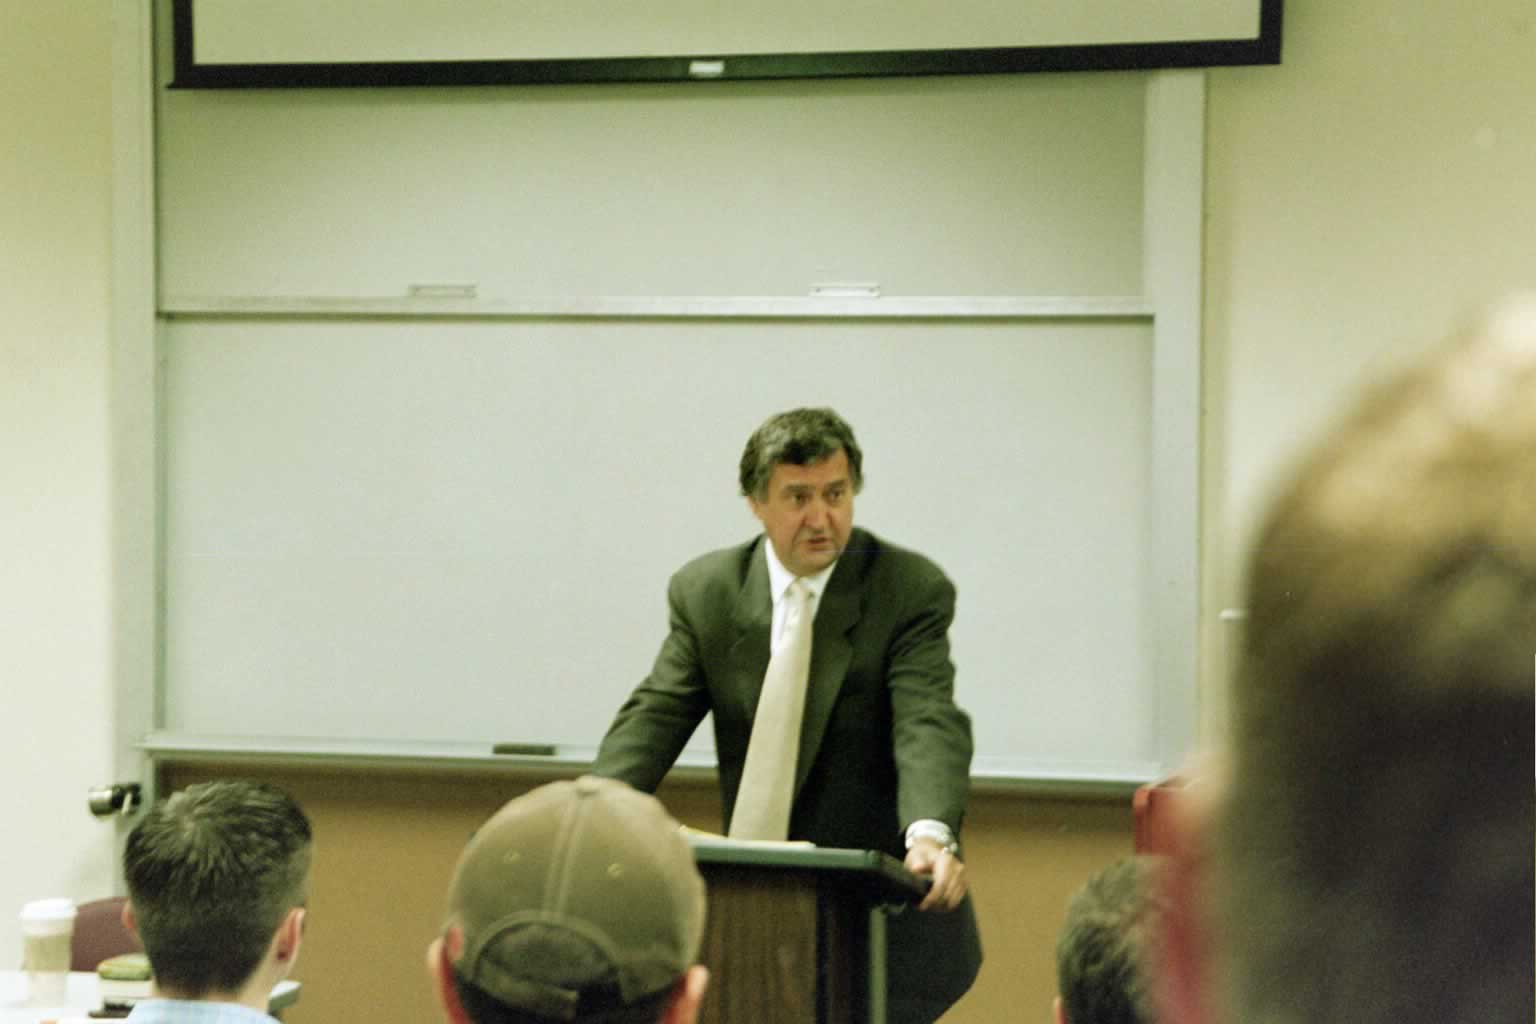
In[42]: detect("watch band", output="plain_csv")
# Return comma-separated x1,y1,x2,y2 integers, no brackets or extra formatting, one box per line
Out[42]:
904,819,960,855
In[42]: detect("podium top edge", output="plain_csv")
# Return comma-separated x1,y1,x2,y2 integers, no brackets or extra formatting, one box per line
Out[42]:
689,842,927,900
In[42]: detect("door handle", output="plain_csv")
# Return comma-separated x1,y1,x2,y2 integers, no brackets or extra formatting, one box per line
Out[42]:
87,783,143,818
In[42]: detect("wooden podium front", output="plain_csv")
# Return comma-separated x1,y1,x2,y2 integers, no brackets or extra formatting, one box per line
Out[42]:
689,842,925,1024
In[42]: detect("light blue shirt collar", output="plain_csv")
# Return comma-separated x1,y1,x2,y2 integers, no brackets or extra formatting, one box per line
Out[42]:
126,999,279,1024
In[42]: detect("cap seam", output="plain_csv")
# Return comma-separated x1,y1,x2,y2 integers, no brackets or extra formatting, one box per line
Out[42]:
545,783,584,914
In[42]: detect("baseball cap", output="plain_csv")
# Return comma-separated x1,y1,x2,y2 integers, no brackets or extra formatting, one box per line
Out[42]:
443,776,706,1021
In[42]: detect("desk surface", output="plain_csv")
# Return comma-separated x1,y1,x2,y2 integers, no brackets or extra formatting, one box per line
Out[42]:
0,973,299,1023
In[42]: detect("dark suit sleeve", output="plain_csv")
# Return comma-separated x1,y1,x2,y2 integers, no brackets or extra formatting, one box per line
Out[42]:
589,571,713,793
888,569,973,831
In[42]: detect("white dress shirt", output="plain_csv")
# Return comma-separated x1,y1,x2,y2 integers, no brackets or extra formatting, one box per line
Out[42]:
761,540,836,652
758,538,954,850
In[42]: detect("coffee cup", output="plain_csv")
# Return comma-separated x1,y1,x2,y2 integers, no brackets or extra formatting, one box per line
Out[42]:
20,898,77,1006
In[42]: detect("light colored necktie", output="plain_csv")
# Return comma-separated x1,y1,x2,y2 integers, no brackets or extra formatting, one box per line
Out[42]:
729,580,814,841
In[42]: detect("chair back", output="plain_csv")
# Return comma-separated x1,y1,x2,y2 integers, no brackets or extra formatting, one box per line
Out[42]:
70,897,142,972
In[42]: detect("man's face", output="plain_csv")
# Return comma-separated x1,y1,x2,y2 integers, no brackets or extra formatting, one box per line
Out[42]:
748,448,855,578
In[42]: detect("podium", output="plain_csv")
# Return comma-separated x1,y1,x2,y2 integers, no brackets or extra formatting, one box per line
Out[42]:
689,841,926,1024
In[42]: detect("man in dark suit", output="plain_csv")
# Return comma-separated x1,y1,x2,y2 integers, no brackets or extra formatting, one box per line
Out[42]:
593,407,981,1023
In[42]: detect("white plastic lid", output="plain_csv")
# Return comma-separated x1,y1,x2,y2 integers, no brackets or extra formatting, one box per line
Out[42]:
19,898,77,935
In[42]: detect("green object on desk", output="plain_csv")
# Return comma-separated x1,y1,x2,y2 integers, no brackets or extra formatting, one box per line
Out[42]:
96,953,151,982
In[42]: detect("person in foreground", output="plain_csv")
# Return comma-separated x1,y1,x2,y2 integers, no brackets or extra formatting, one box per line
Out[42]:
427,776,709,1024
1055,857,1166,1024
120,780,312,1023
1160,298,1536,1024
591,407,981,1023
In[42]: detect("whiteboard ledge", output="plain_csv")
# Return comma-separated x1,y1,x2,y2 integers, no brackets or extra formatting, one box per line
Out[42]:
139,733,1158,796
160,294,1154,321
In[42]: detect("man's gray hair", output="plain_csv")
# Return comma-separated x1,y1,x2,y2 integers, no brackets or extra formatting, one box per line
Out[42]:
1056,856,1166,1024
738,407,864,500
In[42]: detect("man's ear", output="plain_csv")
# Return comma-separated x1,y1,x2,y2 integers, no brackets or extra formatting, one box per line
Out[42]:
1053,994,1067,1024
1154,761,1226,1024
121,901,139,941
274,907,306,967
661,965,709,1024
428,931,471,1024
746,494,766,525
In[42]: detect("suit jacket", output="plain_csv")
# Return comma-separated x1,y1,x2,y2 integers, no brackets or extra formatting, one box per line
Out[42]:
591,526,973,858
593,527,983,1021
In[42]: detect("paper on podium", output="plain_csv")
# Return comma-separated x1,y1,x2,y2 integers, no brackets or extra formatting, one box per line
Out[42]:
680,825,815,852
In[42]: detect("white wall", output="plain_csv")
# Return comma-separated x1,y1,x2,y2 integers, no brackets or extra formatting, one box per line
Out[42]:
1199,0,1536,736
0,3,119,966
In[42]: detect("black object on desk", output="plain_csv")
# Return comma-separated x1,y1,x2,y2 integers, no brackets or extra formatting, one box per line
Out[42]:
492,742,558,756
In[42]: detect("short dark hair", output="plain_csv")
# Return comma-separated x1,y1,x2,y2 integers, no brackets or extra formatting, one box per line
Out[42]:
1056,857,1165,1024
123,780,312,997
738,407,864,500
451,973,673,1024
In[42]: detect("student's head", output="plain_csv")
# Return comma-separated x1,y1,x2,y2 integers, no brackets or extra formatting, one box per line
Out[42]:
1055,857,1166,1024
122,779,312,999
429,776,709,1024
1170,298,1536,1024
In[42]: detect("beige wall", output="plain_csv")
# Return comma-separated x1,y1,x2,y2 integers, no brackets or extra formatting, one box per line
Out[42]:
0,2,118,967
1198,0,1536,734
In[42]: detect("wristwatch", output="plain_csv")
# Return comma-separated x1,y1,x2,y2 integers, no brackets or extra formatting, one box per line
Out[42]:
904,819,960,857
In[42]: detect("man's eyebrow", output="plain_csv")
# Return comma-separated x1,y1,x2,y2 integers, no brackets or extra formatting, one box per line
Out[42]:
779,478,848,495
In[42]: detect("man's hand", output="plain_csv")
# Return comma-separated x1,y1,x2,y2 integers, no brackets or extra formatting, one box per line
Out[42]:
904,836,967,912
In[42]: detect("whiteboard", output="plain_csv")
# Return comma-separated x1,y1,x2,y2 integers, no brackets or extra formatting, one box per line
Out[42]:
161,317,1161,779
150,5,1204,783
157,70,1147,303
